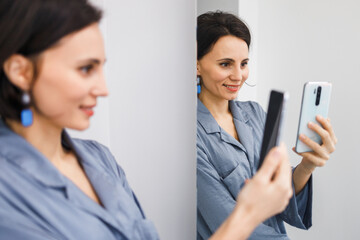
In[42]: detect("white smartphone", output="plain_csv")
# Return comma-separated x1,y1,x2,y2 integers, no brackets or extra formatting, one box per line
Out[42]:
258,90,288,169
295,82,332,153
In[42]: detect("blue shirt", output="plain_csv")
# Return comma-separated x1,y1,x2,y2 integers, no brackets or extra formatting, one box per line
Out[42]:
0,119,159,240
197,99,313,240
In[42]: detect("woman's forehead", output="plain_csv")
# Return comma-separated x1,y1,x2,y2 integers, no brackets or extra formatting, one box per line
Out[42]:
208,35,249,60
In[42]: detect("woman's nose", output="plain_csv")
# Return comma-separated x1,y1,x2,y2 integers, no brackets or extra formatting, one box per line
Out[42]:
92,72,109,97
230,67,243,82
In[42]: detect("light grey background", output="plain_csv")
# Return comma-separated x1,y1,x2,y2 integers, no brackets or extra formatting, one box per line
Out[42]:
70,0,197,239
257,0,360,239
198,0,360,239
197,0,238,16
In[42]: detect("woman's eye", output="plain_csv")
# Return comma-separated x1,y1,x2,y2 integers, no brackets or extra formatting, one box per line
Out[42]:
220,62,230,67
80,65,94,74
241,62,248,67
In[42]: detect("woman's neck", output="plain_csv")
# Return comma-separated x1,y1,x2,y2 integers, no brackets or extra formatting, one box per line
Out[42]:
199,90,231,118
6,114,67,165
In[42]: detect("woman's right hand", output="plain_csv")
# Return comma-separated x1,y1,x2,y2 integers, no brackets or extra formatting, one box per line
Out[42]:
236,143,293,225
210,144,292,240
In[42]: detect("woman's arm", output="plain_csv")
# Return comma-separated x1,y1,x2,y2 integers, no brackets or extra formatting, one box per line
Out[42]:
210,144,293,240
293,115,337,194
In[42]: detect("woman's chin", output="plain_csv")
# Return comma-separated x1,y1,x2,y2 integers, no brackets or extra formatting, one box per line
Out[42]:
67,121,90,131
225,94,239,101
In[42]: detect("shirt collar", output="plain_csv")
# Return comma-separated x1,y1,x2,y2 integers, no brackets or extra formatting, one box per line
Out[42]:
0,119,68,189
229,100,250,123
197,98,250,134
197,99,220,134
0,120,141,235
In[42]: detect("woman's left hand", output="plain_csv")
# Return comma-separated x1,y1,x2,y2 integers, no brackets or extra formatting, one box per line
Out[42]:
294,115,337,174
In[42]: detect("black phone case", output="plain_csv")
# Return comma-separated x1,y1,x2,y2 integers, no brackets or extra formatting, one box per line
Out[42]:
258,90,286,170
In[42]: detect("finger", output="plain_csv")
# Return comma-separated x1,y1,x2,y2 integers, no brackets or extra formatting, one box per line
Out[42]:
272,143,291,182
272,151,292,197
275,150,292,183
257,146,282,180
298,152,327,167
316,115,337,144
327,119,338,145
307,122,335,152
292,147,305,157
308,121,331,144
299,134,330,160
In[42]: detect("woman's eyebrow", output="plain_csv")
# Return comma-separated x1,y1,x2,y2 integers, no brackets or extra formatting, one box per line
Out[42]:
77,58,105,65
216,58,250,62
216,58,234,62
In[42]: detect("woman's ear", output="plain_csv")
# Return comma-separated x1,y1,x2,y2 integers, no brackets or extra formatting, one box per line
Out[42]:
196,60,201,76
3,54,34,91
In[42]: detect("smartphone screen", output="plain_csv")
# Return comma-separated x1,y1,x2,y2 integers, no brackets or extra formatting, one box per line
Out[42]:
258,90,288,170
295,82,332,153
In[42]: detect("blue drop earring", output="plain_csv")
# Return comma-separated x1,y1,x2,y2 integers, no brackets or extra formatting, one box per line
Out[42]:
21,92,33,127
197,76,201,94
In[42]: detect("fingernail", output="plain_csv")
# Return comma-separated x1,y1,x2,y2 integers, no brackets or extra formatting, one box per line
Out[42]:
317,115,323,120
308,122,314,127
299,134,306,140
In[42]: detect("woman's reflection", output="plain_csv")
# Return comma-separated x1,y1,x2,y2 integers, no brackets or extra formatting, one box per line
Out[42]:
196,11,337,239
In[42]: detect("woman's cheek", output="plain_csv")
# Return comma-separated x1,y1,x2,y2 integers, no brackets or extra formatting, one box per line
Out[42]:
243,69,249,82
213,70,229,82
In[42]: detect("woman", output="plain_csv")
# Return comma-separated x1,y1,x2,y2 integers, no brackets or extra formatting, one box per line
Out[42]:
0,1,293,239
196,11,337,240
0,1,158,239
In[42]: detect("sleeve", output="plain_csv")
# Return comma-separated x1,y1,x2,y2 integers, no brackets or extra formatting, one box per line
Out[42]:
197,137,288,240
277,168,313,229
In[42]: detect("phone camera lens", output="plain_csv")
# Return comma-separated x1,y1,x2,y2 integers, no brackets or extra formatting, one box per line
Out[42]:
315,86,322,106
317,86,322,93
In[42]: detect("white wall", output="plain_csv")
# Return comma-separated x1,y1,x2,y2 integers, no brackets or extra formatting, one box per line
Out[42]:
256,0,360,239
71,0,197,239
197,0,238,16
238,0,259,102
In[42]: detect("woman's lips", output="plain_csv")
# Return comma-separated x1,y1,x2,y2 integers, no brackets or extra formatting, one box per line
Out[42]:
80,106,95,117
223,84,240,92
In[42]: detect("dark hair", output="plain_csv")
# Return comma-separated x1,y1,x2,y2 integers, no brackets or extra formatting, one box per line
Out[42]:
197,11,251,60
0,0,102,121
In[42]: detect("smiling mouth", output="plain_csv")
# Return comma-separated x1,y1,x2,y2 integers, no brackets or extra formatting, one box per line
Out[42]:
80,105,95,117
223,84,240,91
